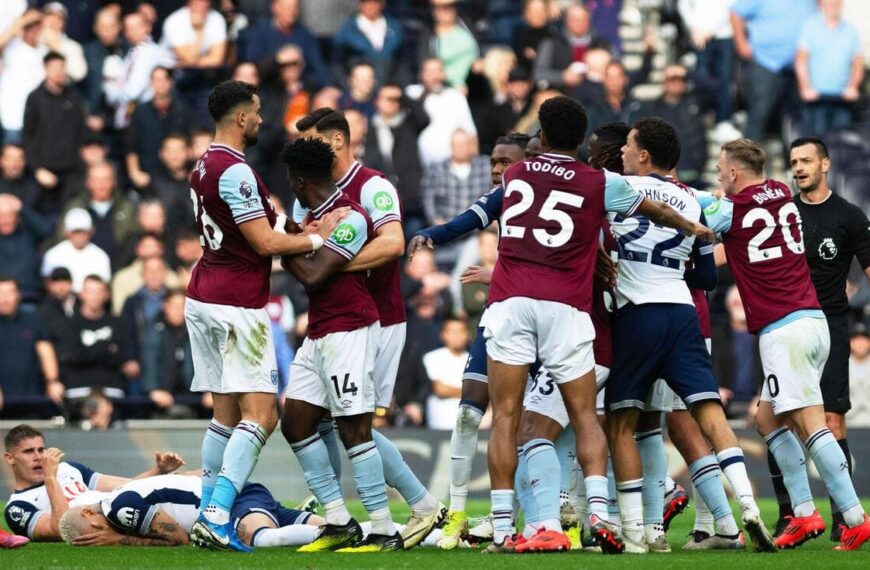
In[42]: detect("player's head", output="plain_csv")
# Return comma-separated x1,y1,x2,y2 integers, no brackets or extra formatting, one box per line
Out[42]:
490,132,530,186
59,504,109,545
441,317,470,353
588,122,629,173
538,96,587,151
295,108,351,156
4,424,46,486
789,136,830,194
622,117,680,175
525,130,546,158
207,80,261,146
718,138,765,195
280,137,336,208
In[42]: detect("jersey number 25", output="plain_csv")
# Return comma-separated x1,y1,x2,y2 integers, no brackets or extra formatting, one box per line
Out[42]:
501,180,584,248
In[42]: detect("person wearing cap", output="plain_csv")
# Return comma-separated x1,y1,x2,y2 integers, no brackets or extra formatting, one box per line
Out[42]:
41,208,111,293
38,267,77,336
0,193,52,303
39,2,87,82
0,9,47,145
0,276,63,418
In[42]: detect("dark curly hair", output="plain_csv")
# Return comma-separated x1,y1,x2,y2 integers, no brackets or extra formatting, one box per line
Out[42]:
295,108,351,141
632,116,681,170
589,122,630,172
207,80,257,122
279,137,335,183
539,96,588,150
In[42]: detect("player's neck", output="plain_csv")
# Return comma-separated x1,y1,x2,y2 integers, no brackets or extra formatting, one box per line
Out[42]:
547,148,577,159
735,177,766,194
332,151,355,182
799,184,832,204
309,185,339,210
212,132,246,154
635,165,669,177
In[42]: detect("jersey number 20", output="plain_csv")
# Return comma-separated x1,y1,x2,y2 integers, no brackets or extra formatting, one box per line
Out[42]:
742,202,803,263
501,180,584,248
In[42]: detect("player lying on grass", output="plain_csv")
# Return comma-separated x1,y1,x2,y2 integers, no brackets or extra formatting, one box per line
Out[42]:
3,424,185,542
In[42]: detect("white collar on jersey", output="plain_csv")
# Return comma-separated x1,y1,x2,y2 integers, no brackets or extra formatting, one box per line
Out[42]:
336,161,362,190
208,143,246,160
312,188,342,218
539,152,576,163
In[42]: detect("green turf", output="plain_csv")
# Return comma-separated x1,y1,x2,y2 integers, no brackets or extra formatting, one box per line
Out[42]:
4,499,870,568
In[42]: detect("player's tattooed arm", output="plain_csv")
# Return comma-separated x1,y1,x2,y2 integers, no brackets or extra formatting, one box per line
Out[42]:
636,199,715,242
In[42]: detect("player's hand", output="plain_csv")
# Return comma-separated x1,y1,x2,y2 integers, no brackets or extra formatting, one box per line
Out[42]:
459,265,493,285
73,527,124,546
687,222,714,243
43,447,65,479
595,245,617,287
155,451,185,473
407,234,433,261
316,207,350,239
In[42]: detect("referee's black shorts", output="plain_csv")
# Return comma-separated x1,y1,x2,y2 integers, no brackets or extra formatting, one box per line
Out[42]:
821,313,850,413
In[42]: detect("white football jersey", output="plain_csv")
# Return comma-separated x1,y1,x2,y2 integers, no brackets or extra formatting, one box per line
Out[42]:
608,174,700,308
4,461,103,537
101,474,201,535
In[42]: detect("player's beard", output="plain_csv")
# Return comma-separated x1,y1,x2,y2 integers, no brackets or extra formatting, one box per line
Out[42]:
244,128,259,147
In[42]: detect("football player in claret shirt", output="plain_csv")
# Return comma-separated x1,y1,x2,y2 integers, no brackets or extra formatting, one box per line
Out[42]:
480,95,712,553
290,108,444,549
607,118,773,554
700,138,870,551
185,81,345,552
278,138,401,553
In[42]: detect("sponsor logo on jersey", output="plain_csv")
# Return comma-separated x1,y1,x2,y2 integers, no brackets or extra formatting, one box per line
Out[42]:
239,180,254,198
819,237,837,260
271,370,278,386
373,191,394,212
333,223,356,245
703,200,721,216
117,507,140,528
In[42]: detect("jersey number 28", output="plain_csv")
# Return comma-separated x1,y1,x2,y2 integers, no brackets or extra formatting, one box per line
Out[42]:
501,180,584,248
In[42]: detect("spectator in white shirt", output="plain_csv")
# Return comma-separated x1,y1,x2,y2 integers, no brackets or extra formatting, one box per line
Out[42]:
847,326,870,426
424,318,470,430
406,57,477,166
41,208,111,293
162,0,227,69
39,2,87,82
0,10,47,144
0,0,26,37
103,12,171,129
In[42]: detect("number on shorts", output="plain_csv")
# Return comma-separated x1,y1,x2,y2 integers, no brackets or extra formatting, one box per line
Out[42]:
331,373,358,398
500,180,584,248
190,189,224,250
613,214,687,268
538,377,555,395
743,203,803,263
766,374,780,398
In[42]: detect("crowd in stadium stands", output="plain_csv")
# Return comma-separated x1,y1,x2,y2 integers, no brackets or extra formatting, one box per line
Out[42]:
0,0,868,428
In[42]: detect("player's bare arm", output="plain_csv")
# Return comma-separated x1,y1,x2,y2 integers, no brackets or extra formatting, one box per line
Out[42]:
343,221,404,272
36,448,69,541
240,209,348,257
282,247,352,288
94,452,186,491
73,509,188,547
636,199,715,242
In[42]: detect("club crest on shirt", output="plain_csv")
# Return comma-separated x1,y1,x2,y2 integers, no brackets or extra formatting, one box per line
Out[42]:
818,237,837,260
239,180,254,198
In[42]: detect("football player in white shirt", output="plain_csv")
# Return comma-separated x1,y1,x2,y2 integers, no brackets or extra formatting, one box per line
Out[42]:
3,424,184,541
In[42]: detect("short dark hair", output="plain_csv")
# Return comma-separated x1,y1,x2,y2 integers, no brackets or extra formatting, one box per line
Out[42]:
136,231,162,245
280,137,335,184
590,122,630,172
0,275,19,289
207,80,257,122
539,96,588,150
295,108,351,140
494,132,532,150
4,424,44,450
162,132,189,146
83,274,107,287
150,66,171,80
164,288,186,303
43,51,65,65
790,136,829,159
632,117,681,170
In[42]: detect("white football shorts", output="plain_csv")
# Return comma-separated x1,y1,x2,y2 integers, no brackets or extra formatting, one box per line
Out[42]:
759,317,828,415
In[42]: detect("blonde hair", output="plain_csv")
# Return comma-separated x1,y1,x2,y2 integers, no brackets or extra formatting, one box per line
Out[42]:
482,46,517,94
58,506,90,545
721,138,765,175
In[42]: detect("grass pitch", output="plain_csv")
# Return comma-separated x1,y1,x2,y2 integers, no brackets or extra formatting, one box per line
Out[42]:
4,499,870,569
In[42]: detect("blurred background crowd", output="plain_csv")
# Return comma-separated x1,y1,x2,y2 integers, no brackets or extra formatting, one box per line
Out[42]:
0,0,869,429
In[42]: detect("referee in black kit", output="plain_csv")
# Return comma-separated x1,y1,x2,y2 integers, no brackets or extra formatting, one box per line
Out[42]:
766,136,870,539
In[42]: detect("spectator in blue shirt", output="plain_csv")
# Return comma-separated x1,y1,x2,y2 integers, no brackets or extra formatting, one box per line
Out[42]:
730,0,816,142
795,0,864,136
332,0,406,85
238,0,333,87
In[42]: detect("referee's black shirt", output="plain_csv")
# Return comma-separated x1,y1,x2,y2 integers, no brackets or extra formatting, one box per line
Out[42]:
794,191,870,315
